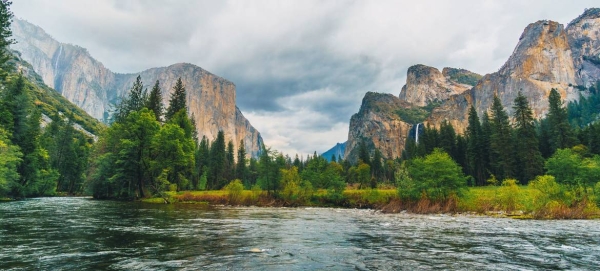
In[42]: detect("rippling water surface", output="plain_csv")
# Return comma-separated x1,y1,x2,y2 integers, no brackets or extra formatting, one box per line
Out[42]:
1,197,599,270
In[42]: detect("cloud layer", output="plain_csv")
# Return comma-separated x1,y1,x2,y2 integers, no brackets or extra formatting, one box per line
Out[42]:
12,0,599,155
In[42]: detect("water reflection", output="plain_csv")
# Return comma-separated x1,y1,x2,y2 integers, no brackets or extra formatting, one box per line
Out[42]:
0,198,599,270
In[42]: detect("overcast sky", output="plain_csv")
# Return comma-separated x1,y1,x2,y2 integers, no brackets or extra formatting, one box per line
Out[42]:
11,0,599,156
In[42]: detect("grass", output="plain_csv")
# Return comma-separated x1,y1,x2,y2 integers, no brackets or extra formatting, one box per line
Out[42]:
140,186,600,219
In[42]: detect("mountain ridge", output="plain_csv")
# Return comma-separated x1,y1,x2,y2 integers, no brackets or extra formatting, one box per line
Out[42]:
11,18,264,158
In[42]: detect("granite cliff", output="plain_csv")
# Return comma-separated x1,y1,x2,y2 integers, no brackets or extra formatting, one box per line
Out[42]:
11,19,263,158
399,65,479,107
345,9,600,161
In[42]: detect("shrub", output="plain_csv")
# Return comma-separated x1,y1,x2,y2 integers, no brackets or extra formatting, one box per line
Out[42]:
496,179,521,212
406,149,467,201
225,179,244,205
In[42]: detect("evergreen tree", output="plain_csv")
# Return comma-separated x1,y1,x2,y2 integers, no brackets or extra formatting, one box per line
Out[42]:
489,95,514,181
166,77,187,121
372,149,383,184
358,140,371,165
208,131,226,189
225,140,235,181
547,88,576,152
0,1,14,81
114,75,147,123
512,92,544,184
236,139,248,185
439,120,457,159
146,80,163,122
466,105,486,185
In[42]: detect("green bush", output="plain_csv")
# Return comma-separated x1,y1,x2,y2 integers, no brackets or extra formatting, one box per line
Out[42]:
405,149,467,201
225,179,244,205
496,179,521,212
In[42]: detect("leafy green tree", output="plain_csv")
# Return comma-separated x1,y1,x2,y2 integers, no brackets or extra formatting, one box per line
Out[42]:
489,95,514,181
151,122,195,192
42,114,91,194
0,128,21,197
545,148,600,187
113,109,160,198
547,88,576,152
356,161,371,189
165,77,187,121
146,80,163,122
407,148,467,200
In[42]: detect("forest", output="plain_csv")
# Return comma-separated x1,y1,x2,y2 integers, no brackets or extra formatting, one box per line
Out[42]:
1,1,600,219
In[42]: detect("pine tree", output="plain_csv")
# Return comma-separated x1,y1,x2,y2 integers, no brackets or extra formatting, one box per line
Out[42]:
166,77,187,121
358,140,371,165
225,140,235,181
208,131,226,189
489,95,514,181
547,88,576,152
0,1,14,81
439,120,457,159
372,149,383,184
512,92,544,184
113,75,147,123
146,80,163,122
236,139,247,185
466,105,485,185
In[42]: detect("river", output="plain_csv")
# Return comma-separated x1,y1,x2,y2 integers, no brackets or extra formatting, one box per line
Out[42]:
0,197,599,270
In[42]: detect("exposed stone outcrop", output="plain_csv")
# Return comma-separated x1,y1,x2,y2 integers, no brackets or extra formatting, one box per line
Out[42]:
346,9,600,160
567,8,600,88
428,19,579,133
399,64,476,106
11,19,263,158
344,92,412,162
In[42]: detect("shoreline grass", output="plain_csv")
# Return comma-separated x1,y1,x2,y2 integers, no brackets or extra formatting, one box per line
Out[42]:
140,186,600,219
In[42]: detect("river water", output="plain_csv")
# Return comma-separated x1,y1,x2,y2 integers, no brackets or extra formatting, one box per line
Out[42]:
0,197,599,270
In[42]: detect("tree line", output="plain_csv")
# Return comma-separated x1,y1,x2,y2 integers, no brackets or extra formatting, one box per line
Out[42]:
0,1,92,198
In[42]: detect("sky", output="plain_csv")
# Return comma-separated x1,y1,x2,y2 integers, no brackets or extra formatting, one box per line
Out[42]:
11,0,599,156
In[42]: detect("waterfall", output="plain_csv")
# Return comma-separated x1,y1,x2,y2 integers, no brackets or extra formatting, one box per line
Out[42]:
54,45,62,71
415,123,420,144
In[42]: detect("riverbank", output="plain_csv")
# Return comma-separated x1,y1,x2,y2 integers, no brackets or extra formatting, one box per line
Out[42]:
142,186,600,219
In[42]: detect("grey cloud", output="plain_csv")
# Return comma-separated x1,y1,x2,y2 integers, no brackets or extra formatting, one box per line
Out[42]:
11,0,600,155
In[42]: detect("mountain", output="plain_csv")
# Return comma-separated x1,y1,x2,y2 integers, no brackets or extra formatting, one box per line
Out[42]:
11,19,263,158
344,8,600,161
321,142,346,162
399,65,480,107
9,50,104,137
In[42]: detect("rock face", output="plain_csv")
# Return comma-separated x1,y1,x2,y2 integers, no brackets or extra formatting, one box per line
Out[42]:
11,19,263,158
399,64,478,106
344,92,413,163
321,142,346,162
567,8,600,88
346,9,600,160
428,19,581,133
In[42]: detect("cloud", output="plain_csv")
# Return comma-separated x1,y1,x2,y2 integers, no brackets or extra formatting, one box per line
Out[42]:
11,0,600,155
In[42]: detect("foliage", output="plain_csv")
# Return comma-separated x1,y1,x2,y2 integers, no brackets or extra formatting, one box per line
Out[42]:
395,101,441,124
496,179,521,212
404,149,467,201
0,128,21,197
224,179,244,205
544,148,600,187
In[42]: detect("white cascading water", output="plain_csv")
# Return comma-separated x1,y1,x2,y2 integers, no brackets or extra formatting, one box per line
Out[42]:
415,123,420,144
54,45,62,71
